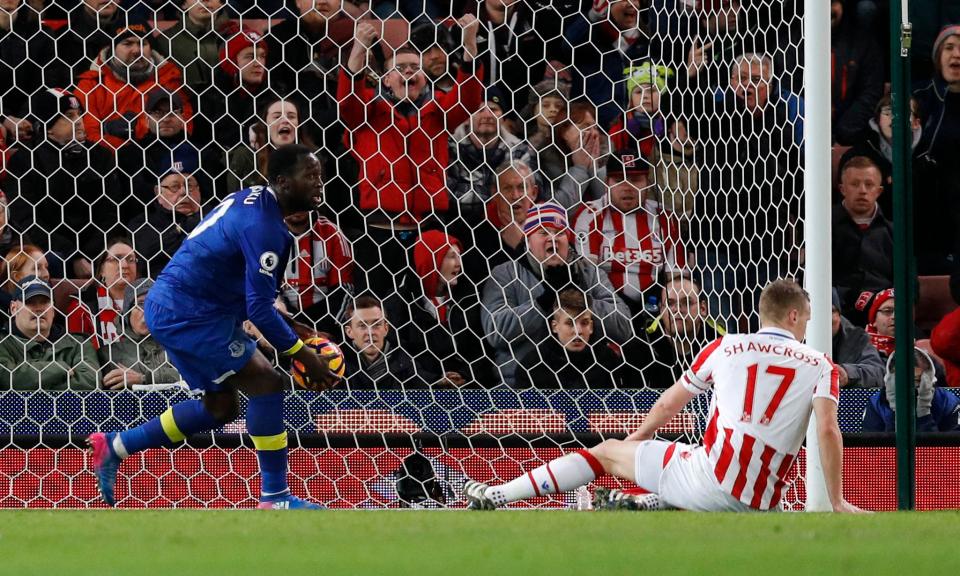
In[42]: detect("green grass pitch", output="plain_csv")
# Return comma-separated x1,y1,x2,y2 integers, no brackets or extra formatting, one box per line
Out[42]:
3,510,957,576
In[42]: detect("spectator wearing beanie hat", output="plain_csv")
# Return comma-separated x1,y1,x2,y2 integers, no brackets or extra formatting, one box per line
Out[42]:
128,158,204,278
913,24,960,275
75,21,195,151
831,287,885,388
391,230,494,388
915,25,960,160
864,288,949,384
865,288,895,358
609,62,674,156
207,27,272,150
481,201,631,386
4,88,121,278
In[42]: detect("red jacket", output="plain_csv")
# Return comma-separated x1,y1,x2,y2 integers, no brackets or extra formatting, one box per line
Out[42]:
75,54,194,151
338,63,483,224
931,308,960,387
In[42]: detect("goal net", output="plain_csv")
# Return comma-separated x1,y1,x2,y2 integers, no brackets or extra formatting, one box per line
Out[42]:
0,0,817,510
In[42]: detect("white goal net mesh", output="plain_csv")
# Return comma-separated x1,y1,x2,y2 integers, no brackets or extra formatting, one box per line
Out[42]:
0,0,811,510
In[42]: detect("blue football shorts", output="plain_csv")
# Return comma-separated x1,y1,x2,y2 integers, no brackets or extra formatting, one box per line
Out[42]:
143,297,257,393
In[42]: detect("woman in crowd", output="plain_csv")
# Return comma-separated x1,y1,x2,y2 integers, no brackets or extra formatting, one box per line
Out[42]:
64,237,140,347
225,96,310,192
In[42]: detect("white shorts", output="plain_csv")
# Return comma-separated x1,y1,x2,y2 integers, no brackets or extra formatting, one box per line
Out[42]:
634,441,757,512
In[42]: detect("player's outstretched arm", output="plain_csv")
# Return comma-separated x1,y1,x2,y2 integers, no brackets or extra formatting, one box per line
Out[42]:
625,381,696,442
813,397,869,513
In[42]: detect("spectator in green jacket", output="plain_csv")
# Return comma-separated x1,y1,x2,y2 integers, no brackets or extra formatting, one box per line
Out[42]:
99,279,181,390
0,276,98,390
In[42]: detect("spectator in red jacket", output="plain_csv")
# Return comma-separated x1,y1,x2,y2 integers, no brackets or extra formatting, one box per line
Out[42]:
208,27,272,151
931,267,960,387
75,22,195,151
338,16,483,298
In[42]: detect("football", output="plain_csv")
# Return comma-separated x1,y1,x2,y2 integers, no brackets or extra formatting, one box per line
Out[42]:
291,336,346,388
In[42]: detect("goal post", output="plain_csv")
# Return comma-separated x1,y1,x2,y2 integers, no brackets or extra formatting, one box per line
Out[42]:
801,0,834,512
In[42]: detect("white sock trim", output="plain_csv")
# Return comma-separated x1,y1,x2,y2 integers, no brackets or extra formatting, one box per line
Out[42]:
111,434,129,459
261,488,291,498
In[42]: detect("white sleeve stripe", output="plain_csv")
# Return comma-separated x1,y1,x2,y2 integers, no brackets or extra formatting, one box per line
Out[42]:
682,372,710,392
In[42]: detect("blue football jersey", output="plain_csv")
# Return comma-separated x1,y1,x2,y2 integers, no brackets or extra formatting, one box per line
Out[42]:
147,185,299,353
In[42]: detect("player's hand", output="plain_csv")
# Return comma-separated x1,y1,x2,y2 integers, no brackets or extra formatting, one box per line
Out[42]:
833,499,870,514
103,365,145,389
292,346,341,391
458,14,479,60
354,21,379,51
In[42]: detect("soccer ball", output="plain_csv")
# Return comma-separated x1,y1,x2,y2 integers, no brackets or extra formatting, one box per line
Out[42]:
291,337,345,388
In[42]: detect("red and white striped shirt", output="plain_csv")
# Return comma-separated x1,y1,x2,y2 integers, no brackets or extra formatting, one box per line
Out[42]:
284,216,353,310
573,199,685,301
682,328,840,510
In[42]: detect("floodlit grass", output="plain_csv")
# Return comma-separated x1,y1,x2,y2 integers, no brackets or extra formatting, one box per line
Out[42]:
3,509,956,576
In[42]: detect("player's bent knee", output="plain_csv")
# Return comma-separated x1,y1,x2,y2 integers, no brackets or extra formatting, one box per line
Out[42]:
233,351,286,396
589,440,621,471
591,439,639,482
203,391,240,424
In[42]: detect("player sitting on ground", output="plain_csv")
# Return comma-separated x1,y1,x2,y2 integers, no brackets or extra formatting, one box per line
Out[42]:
465,279,865,513
88,144,340,510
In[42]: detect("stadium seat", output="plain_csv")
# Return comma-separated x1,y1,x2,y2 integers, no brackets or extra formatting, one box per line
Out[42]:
917,276,956,332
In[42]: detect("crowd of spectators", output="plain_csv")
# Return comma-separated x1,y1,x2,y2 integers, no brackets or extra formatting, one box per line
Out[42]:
0,0,954,414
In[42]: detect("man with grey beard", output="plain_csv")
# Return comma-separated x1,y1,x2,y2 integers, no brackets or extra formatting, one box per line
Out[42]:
75,21,195,151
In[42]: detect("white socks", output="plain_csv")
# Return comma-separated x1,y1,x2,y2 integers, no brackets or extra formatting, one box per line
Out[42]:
486,449,606,506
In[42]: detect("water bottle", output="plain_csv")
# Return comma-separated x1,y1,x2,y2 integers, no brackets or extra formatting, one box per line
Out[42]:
573,485,592,511
645,295,660,316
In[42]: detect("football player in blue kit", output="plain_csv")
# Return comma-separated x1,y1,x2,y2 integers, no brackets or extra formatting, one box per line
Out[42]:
88,144,340,509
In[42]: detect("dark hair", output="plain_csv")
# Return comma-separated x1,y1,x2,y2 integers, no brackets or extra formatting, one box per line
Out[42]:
267,144,314,186
758,279,809,323
556,99,597,154
554,288,591,315
344,292,383,322
390,44,421,61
